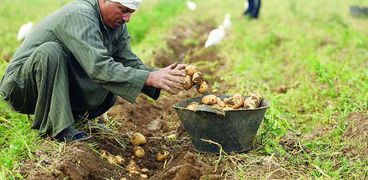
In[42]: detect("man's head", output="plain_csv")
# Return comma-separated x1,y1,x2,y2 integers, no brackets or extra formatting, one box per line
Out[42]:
98,0,142,29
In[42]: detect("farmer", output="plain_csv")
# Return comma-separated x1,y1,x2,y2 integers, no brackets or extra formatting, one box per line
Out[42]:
0,0,186,142
244,0,261,19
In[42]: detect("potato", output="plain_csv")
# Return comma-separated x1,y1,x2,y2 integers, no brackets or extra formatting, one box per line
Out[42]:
130,133,146,146
115,155,124,164
107,156,119,164
140,174,148,179
217,99,226,108
101,150,124,165
243,98,257,109
100,150,109,159
232,94,245,109
192,72,203,85
202,95,218,105
224,94,244,109
134,146,145,158
186,102,199,111
156,151,170,161
183,75,193,90
243,92,262,109
126,160,140,174
185,65,197,76
196,81,208,94
224,97,235,106
250,92,262,107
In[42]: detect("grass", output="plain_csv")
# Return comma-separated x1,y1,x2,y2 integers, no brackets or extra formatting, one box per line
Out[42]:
211,0,368,178
1,0,368,179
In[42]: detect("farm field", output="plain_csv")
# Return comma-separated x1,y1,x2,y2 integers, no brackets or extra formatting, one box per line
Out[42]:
0,0,367,179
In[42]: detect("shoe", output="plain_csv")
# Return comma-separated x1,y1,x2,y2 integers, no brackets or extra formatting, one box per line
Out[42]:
55,126,91,143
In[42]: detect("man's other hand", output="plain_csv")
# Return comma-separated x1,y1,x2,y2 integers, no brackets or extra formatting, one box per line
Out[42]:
146,63,187,94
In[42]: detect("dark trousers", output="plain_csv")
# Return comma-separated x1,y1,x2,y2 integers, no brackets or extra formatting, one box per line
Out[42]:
1,42,116,137
244,0,261,18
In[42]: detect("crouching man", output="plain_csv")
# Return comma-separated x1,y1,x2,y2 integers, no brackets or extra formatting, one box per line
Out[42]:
0,0,186,142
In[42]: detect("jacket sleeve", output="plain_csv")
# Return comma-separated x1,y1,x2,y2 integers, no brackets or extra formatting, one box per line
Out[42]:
54,9,148,103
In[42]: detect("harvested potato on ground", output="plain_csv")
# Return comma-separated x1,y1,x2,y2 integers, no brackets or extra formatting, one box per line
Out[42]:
185,65,197,76
183,75,193,90
192,72,203,85
186,102,199,111
126,160,140,174
107,156,119,164
130,133,146,146
100,150,124,165
115,155,124,164
156,151,170,161
140,174,148,179
100,150,109,159
202,95,218,105
134,146,145,158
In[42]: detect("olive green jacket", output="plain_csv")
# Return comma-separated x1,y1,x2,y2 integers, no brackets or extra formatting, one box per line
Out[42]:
0,0,159,105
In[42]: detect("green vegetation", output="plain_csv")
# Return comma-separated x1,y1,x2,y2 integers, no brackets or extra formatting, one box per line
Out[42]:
1,0,367,179
0,1,64,178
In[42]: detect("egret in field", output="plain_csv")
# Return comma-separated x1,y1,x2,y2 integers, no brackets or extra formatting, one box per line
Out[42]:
186,1,197,11
204,25,225,48
222,14,231,30
17,22,33,41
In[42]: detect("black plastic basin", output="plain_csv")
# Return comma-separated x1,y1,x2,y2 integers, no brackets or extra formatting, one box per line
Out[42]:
173,95,269,153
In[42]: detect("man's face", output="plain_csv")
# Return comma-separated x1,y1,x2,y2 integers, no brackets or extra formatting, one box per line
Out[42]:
99,0,135,29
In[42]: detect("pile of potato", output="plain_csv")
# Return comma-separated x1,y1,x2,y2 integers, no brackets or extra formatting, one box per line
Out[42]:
129,132,147,158
100,132,170,177
183,65,208,94
129,132,170,161
182,65,263,111
186,92,262,111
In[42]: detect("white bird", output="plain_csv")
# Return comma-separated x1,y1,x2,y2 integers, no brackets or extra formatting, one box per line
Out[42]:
17,22,33,41
204,25,225,48
222,14,231,30
186,1,197,11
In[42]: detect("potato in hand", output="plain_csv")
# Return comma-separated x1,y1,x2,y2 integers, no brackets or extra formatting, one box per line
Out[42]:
183,75,193,90
185,65,198,76
196,81,208,94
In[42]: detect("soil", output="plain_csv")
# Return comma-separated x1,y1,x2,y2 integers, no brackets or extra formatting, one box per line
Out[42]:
342,112,368,157
20,93,228,180
18,20,235,179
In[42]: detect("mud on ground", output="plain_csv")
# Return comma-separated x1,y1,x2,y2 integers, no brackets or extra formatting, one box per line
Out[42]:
342,112,368,157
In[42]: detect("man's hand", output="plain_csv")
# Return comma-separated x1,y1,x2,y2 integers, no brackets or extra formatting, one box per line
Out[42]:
171,63,187,71
146,63,187,94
